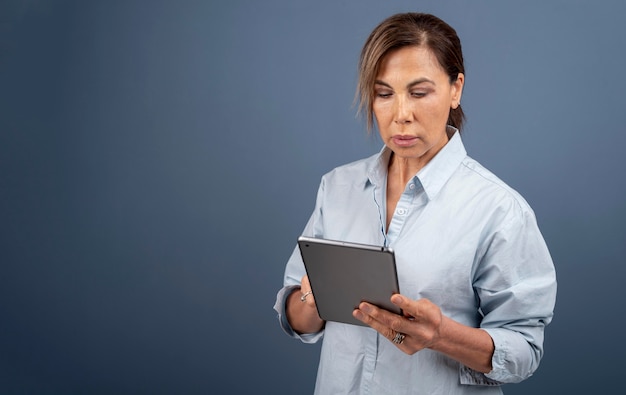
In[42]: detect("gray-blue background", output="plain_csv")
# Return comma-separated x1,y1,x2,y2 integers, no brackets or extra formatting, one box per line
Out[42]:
1,0,624,394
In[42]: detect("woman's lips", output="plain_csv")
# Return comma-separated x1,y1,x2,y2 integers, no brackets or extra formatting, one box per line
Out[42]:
392,135,419,147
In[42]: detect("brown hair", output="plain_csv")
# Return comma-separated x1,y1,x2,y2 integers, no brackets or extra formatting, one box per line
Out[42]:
356,13,465,132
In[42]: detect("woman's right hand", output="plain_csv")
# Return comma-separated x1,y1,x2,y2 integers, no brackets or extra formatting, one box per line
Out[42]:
299,274,316,308
286,275,325,334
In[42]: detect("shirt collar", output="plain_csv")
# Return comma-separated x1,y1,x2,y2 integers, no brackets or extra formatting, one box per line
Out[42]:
417,127,467,200
367,126,467,199
367,146,392,188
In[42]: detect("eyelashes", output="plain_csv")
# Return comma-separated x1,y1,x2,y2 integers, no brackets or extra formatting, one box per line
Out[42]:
375,92,428,99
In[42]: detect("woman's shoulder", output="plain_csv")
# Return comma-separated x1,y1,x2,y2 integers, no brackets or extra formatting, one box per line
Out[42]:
456,156,534,214
321,151,381,184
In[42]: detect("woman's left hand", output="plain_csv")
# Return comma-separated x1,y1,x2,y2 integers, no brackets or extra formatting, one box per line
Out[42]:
353,294,443,355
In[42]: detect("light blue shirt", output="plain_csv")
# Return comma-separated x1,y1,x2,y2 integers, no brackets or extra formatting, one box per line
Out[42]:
274,130,557,394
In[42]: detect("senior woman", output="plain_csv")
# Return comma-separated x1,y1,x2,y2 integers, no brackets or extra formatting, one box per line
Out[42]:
274,12,556,394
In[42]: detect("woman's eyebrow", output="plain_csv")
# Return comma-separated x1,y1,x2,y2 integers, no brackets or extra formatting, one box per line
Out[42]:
374,78,436,89
407,78,435,89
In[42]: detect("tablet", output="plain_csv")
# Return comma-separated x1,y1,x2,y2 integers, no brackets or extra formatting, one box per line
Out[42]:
297,236,401,327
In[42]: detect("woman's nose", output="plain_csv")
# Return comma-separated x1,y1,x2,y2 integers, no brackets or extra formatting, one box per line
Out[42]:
394,97,412,124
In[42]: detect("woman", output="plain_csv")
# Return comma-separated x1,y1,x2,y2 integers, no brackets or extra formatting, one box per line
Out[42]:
274,12,556,394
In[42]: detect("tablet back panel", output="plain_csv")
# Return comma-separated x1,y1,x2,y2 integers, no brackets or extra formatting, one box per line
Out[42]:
298,236,401,327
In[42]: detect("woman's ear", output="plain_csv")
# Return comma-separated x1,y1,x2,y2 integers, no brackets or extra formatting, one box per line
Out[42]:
451,73,464,109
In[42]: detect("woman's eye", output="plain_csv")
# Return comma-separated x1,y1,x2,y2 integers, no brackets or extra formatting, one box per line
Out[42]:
411,92,426,98
376,92,392,98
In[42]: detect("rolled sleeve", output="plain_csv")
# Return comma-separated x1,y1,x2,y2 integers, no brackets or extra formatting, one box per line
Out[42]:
273,284,324,343
471,204,557,384
273,179,327,343
274,233,325,343
482,327,538,383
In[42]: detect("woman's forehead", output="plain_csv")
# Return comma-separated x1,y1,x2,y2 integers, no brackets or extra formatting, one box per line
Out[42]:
376,46,446,81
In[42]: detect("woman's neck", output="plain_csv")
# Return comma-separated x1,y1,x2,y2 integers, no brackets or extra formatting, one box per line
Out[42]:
388,154,425,187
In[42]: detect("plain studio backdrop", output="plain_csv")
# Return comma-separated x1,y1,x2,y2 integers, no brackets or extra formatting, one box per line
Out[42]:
1,0,624,394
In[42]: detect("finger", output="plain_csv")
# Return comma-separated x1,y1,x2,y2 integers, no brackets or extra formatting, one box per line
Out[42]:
299,275,316,307
301,275,311,291
353,308,397,341
360,302,402,327
354,303,417,353
299,289,315,304
392,294,434,321
391,293,405,306
390,297,443,345
353,302,405,338
354,307,419,356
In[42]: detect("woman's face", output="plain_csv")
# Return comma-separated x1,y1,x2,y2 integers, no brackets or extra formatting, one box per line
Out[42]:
373,45,463,165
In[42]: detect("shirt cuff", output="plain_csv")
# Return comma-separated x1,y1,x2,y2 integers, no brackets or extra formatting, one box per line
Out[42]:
481,328,530,383
274,285,324,344
459,365,502,386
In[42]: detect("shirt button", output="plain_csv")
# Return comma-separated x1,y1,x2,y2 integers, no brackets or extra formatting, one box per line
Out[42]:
396,208,407,215
409,183,415,190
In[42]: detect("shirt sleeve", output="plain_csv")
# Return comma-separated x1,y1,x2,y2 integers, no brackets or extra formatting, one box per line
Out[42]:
469,202,557,384
273,178,327,343
273,247,325,344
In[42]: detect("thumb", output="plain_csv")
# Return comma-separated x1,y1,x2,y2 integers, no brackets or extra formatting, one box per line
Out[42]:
391,294,416,318
391,293,408,307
